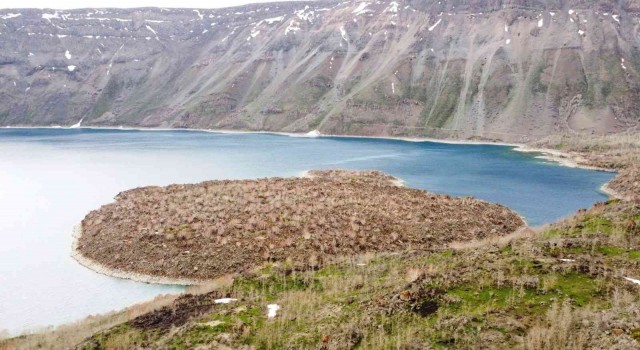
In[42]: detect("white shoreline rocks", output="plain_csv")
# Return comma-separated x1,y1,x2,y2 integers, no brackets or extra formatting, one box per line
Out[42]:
71,225,210,286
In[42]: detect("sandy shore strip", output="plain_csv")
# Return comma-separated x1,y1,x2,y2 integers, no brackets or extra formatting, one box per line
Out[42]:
512,145,614,172
71,225,210,286
600,182,633,201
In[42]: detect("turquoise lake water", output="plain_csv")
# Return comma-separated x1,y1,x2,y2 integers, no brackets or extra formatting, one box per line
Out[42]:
0,128,615,334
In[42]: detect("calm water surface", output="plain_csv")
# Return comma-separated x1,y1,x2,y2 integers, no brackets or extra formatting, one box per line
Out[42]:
0,128,614,334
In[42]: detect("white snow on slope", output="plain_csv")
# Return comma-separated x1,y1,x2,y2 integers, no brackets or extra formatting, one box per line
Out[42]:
70,119,83,128
295,6,315,22
67,65,76,72
264,15,285,24
285,20,300,35
247,29,260,40
428,18,442,31
340,26,348,40
145,24,159,40
42,11,60,20
65,50,71,59
538,18,544,27
352,2,370,16
1,13,21,19
387,1,399,13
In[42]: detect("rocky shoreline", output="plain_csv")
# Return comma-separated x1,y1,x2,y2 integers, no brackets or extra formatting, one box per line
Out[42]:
71,225,209,286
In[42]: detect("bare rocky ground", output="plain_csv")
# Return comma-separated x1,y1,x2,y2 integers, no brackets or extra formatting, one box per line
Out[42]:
77,170,524,281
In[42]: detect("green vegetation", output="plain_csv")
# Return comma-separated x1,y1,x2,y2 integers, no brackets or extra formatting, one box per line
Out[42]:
92,77,123,118
23,197,630,349
425,75,463,129
530,63,548,94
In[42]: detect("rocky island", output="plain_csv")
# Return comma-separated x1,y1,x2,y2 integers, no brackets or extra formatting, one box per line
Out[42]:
74,170,524,284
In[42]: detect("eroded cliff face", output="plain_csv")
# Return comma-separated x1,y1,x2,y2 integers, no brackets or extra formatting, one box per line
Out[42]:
1,0,639,141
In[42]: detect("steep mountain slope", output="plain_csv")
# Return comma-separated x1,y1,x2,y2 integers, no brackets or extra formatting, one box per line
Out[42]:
1,0,639,141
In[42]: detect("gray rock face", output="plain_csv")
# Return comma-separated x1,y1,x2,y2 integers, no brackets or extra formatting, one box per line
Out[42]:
1,0,639,141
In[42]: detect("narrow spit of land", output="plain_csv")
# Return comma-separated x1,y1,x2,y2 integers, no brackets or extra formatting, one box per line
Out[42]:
74,170,524,283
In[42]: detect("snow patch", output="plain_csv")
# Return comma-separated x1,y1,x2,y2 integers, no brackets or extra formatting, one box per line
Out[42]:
285,20,300,35
352,2,370,16
385,1,399,13
305,130,321,137
621,58,627,70
505,38,511,45
145,24,157,35
612,14,620,23
65,50,71,59
428,18,442,31
267,304,280,318
67,65,76,72
537,18,544,27
578,29,585,36
264,15,285,24
624,277,640,286
42,11,60,20
504,24,508,32
247,29,260,40
214,298,238,304
70,119,83,128
294,6,315,23
193,9,203,20
1,13,21,19
568,9,574,15
391,82,395,94
340,26,348,41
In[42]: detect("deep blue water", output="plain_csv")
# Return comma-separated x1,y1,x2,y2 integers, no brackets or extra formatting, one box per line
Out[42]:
0,128,614,334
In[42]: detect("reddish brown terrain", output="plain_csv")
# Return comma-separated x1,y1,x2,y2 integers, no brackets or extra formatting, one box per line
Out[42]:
76,170,524,281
